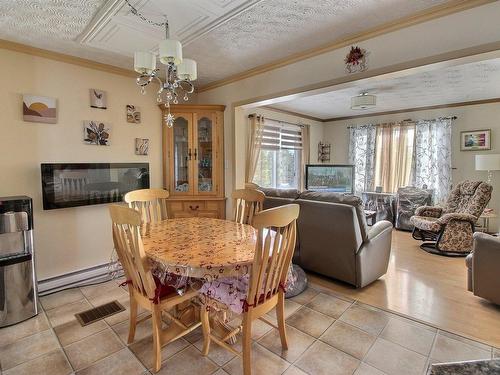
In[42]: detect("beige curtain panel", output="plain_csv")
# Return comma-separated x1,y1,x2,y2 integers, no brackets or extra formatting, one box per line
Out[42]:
246,115,264,183
374,122,415,193
300,124,310,190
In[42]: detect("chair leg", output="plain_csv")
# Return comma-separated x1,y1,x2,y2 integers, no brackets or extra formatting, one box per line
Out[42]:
151,305,162,373
127,295,138,344
242,314,252,375
276,292,288,350
200,306,211,356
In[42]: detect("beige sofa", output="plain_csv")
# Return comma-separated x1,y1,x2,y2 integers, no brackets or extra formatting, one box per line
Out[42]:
259,189,393,288
465,232,500,305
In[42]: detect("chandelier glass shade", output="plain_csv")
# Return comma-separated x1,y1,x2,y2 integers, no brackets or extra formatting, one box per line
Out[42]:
128,1,197,127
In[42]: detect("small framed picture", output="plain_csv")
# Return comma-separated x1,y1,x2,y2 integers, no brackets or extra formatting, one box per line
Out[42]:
89,89,107,109
23,94,57,124
460,129,491,151
135,138,149,155
126,104,141,123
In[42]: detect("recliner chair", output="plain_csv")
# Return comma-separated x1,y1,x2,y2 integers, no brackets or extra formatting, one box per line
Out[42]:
410,180,492,256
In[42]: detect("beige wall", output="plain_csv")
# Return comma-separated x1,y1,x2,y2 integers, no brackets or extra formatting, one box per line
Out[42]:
197,2,500,210
323,102,500,231
0,49,163,280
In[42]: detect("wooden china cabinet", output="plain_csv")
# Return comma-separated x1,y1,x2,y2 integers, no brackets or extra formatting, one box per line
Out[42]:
161,104,226,218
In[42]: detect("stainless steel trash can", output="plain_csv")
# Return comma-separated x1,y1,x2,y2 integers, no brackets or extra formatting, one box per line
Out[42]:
0,196,38,327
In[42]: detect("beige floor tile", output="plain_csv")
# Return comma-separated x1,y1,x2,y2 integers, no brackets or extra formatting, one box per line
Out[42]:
75,348,145,375
112,312,153,343
212,369,230,375
380,318,436,356
282,365,308,375
64,329,124,370
430,332,492,363
45,299,91,328
364,338,427,375
193,338,239,366
54,318,108,346
306,293,352,319
339,304,389,336
40,289,86,311
258,325,315,362
130,336,190,369
0,313,49,347
182,325,204,344
3,349,72,375
320,320,376,360
80,281,123,301
286,306,334,338
295,340,359,375
437,330,492,351
158,346,218,375
289,287,320,305
354,363,387,375
494,348,500,358
266,299,302,320
223,343,290,375
0,330,60,370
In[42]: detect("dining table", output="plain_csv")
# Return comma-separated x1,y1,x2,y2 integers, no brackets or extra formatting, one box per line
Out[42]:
141,216,259,343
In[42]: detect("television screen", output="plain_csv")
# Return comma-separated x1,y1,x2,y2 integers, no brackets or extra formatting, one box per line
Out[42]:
305,164,354,193
41,163,150,210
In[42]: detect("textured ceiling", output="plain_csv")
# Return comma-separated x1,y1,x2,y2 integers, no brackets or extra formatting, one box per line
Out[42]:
0,0,451,86
270,58,500,119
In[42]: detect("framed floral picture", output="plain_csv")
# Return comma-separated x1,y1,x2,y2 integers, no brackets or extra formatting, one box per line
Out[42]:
135,138,149,155
126,104,141,123
83,120,111,146
460,129,491,151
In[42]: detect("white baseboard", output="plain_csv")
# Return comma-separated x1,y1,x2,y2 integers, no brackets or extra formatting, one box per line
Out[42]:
38,262,123,296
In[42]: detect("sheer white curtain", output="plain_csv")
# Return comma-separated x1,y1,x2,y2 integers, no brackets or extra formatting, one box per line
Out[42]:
348,125,377,194
414,118,452,204
246,115,264,184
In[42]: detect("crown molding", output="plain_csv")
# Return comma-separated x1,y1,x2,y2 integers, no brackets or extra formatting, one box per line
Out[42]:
262,106,324,123
322,98,500,122
197,0,495,93
0,39,137,77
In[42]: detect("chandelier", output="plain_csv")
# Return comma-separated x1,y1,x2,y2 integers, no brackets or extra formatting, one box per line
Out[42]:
126,1,197,127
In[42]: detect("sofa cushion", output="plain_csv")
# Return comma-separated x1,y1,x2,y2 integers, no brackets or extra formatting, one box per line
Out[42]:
299,191,369,240
258,187,300,199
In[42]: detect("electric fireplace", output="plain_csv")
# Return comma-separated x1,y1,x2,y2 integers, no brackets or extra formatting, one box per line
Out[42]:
41,163,150,210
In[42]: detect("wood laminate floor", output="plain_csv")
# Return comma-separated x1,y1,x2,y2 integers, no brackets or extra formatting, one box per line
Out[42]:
309,230,500,348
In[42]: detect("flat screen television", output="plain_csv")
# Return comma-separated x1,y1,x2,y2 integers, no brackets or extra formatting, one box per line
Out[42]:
41,163,150,210
305,164,354,193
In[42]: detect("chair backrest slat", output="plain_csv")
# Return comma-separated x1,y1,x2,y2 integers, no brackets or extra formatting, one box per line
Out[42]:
232,189,266,225
247,204,299,307
124,188,170,223
109,204,156,299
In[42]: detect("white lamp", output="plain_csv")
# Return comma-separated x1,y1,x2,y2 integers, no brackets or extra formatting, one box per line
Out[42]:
177,58,197,81
351,93,377,110
475,154,500,184
159,39,182,65
134,52,156,74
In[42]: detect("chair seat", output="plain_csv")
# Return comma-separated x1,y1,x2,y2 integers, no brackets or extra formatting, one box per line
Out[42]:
410,216,442,232
200,276,250,314
153,275,178,302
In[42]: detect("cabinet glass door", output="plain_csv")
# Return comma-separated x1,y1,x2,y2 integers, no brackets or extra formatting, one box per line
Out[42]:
196,114,215,194
172,115,191,193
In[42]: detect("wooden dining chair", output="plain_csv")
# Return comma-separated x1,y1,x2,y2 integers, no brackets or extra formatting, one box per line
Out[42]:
109,204,200,373
200,204,300,375
232,188,266,225
124,188,170,223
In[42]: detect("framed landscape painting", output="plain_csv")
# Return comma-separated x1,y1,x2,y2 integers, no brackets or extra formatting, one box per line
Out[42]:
460,129,491,151
23,95,57,123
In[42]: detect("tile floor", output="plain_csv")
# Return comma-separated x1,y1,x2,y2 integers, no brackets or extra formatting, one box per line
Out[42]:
0,279,498,375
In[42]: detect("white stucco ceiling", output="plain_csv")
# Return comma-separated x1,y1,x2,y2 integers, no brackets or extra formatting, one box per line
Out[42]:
270,58,500,120
0,0,451,86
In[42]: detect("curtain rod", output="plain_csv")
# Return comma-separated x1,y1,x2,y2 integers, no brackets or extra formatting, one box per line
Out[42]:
346,116,457,129
248,113,306,128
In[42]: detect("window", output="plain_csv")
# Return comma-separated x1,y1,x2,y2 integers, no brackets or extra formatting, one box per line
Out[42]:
253,121,302,189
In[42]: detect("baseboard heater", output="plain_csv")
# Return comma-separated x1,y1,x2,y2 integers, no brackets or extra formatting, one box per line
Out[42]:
38,262,123,296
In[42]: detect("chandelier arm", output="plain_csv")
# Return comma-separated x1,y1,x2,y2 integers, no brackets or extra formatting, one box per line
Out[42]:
177,80,195,94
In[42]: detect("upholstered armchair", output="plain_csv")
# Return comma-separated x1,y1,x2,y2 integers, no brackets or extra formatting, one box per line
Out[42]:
465,232,500,305
410,180,492,256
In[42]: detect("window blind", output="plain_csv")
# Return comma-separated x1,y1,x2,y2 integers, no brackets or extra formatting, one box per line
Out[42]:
261,121,303,151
